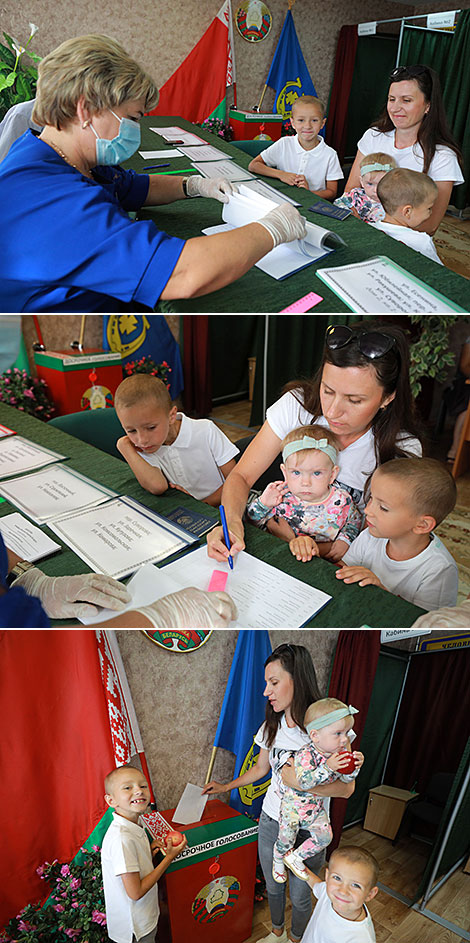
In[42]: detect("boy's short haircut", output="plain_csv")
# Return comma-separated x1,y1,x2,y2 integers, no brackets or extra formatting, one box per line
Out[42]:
377,167,437,214
114,374,172,413
291,95,325,117
304,697,351,727
376,457,457,525
329,845,379,887
359,151,397,174
104,764,144,795
282,424,339,465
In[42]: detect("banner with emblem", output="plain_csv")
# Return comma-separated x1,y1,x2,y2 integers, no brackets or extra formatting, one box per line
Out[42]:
103,314,184,400
265,10,317,119
213,630,272,817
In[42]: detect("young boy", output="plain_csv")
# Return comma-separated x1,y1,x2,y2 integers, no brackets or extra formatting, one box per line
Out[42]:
101,765,186,943
248,96,343,200
303,845,379,942
114,374,239,506
334,152,397,222
336,458,458,612
368,167,443,264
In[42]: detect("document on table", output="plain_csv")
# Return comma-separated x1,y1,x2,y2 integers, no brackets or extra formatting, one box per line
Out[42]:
150,127,205,145
177,144,230,161
0,464,116,524
138,149,183,159
243,179,301,207
0,424,15,437
316,255,467,313
80,549,331,627
192,159,254,181
50,496,198,580
0,436,66,479
0,512,61,561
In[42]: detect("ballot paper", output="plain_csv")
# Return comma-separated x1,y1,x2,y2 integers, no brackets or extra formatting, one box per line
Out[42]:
203,185,345,280
79,549,331,627
138,149,183,159
243,179,301,207
51,496,197,580
0,464,116,524
173,783,209,825
177,144,229,161
150,127,205,145
192,159,254,181
0,512,61,562
0,436,66,479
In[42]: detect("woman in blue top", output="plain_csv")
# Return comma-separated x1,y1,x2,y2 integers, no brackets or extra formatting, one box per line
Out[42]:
0,34,306,313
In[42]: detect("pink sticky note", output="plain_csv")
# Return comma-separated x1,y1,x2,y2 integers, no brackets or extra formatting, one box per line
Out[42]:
208,570,228,592
280,291,323,313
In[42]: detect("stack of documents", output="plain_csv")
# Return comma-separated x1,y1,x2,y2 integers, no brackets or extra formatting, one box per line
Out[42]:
0,436,66,479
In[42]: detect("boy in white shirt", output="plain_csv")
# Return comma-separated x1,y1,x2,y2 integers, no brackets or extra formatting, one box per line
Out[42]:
302,845,378,943
336,457,458,612
248,96,343,200
115,374,238,506
369,167,443,264
101,765,186,943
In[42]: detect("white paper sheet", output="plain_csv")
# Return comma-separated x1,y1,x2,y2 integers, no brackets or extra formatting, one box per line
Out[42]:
150,127,205,145
0,436,65,479
138,149,183,159
192,160,254,181
316,256,465,313
79,560,180,625
0,464,116,523
172,783,209,825
0,424,15,438
177,144,230,161
203,223,331,280
50,496,197,580
243,179,301,207
0,512,61,561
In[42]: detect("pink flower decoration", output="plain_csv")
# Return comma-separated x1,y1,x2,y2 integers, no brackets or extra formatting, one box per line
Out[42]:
91,910,107,926
60,864,70,877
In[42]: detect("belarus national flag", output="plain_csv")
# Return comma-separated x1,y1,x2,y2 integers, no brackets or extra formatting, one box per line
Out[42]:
149,0,235,123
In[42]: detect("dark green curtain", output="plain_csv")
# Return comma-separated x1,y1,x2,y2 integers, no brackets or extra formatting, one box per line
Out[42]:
413,736,470,904
209,316,260,402
344,650,408,826
399,25,453,78
344,34,399,162
442,10,470,211
249,315,352,426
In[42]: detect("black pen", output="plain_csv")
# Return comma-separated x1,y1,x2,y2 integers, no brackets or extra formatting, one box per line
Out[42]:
144,163,171,169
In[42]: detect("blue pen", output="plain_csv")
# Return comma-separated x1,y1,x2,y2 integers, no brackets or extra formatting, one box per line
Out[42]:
145,162,171,169
219,505,233,570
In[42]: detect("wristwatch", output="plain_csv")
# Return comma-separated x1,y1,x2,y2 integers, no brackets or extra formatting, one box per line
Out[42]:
6,560,35,586
182,177,190,197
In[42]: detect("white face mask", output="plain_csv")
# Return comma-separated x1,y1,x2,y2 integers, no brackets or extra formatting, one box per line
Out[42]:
89,109,141,165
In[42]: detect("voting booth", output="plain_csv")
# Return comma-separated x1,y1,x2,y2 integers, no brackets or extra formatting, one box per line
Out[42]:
34,349,122,416
160,800,258,943
229,108,284,141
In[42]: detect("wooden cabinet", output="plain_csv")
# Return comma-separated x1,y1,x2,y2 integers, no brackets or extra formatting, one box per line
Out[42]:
363,785,419,840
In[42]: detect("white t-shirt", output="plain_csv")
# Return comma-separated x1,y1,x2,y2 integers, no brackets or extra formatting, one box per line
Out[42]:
266,390,422,512
343,529,458,611
369,220,443,265
140,412,238,500
261,135,343,190
302,883,376,943
101,812,159,943
357,128,464,185
254,715,312,820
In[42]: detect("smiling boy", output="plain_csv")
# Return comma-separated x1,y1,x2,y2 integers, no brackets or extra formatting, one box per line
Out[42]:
303,845,379,942
101,765,186,943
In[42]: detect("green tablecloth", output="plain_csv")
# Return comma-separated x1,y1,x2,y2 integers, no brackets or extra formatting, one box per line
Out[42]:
0,403,425,628
124,117,470,313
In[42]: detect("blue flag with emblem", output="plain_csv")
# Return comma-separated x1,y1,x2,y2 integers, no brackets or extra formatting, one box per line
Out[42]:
102,315,184,399
265,10,317,118
213,631,272,817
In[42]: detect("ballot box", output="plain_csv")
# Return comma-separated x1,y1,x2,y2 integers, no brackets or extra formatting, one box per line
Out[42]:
34,349,122,415
159,799,258,943
229,108,284,141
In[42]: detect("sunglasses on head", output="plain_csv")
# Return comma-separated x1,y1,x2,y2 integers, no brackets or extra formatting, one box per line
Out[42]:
390,64,430,82
326,325,397,360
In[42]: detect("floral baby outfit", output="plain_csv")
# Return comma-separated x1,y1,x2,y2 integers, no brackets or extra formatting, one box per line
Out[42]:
247,484,362,547
334,187,385,222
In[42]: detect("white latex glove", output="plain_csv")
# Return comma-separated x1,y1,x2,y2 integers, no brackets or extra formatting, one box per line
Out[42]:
13,568,132,620
412,599,470,629
257,202,307,248
186,175,235,203
136,587,237,628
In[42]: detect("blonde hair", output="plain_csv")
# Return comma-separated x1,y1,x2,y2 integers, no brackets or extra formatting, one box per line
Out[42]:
359,151,397,176
114,374,172,413
291,95,325,117
304,697,353,728
377,167,437,214
104,764,145,795
374,457,456,526
281,424,339,466
329,846,379,886
33,34,159,129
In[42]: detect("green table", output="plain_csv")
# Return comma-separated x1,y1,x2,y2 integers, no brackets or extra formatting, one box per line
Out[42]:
0,403,425,628
124,117,470,313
